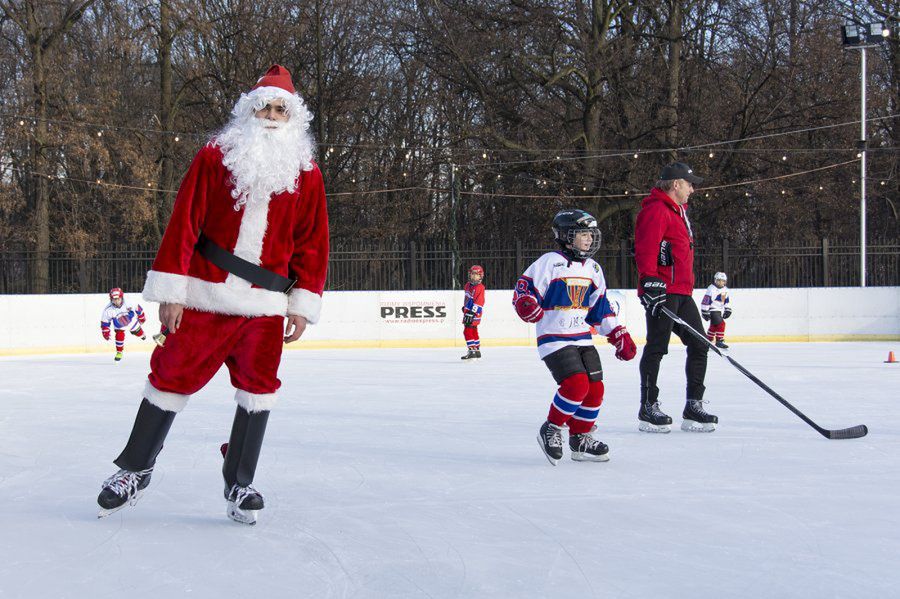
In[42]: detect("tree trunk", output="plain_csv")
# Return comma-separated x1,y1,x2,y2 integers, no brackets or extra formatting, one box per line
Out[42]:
28,11,50,293
664,0,682,160
155,0,176,242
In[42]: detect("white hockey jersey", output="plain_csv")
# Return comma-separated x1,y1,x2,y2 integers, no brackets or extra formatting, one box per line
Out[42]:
701,284,730,313
514,251,620,359
100,301,144,331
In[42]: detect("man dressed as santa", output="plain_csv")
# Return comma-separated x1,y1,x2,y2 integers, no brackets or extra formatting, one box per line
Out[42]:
97,65,329,525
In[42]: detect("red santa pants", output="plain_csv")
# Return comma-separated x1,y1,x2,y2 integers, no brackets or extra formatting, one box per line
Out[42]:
146,308,284,411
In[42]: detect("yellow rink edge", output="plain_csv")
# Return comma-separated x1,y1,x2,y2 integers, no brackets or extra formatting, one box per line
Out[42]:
2,334,899,357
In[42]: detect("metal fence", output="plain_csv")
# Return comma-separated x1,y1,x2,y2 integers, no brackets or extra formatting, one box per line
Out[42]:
1,238,898,294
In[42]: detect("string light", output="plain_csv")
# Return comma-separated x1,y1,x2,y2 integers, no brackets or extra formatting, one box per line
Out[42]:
18,120,24,126
708,152,714,158
633,153,639,159
97,131,103,137
781,155,787,161
174,136,179,142
482,152,487,159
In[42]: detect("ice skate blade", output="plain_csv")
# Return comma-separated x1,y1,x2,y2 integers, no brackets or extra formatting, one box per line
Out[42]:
638,421,671,433
681,419,716,433
536,434,561,466
571,452,609,462
227,502,258,525
97,490,144,518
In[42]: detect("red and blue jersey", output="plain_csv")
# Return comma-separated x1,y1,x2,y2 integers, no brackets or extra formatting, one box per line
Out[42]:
513,251,620,358
462,282,485,325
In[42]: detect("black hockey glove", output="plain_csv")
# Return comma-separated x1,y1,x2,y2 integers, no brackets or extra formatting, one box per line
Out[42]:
640,277,667,317
723,307,732,319
463,311,475,326
701,310,710,321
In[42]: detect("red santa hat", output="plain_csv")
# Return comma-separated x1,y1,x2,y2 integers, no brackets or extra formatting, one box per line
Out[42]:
247,64,297,103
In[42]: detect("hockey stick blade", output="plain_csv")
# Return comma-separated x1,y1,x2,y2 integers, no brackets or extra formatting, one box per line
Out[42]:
659,307,868,440
826,424,868,440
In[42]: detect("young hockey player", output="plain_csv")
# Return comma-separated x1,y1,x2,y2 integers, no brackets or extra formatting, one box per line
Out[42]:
100,288,147,361
514,209,637,465
702,272,732,349
461,264,485,360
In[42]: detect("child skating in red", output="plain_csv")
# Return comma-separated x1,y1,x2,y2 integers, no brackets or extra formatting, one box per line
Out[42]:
461,265,485,360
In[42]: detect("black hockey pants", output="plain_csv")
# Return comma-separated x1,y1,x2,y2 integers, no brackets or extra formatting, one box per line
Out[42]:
639,293,709,405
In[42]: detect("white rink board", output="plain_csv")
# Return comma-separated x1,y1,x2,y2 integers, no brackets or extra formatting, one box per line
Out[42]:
0,286,897,354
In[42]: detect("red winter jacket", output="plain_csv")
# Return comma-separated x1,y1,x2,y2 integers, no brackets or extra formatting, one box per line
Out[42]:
634,187,695,296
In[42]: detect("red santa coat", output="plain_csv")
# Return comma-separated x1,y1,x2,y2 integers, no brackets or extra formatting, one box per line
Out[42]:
142,143,329,322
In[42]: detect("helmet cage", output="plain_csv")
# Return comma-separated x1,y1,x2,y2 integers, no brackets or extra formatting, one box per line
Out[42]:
562,227,602,259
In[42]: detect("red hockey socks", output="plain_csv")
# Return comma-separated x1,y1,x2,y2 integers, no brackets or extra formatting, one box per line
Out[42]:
463,326,480,351
547,373,590,428
707,321,726,342
568,381,605,434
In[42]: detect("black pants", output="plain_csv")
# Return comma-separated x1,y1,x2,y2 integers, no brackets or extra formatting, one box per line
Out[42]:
639,293,708,404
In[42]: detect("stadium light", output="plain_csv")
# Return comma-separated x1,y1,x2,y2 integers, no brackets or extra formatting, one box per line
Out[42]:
841,21,890,287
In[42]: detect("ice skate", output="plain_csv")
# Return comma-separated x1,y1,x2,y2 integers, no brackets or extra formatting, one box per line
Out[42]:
681,399,718,432
97,467,153,518
225,483,265,525
715,340,729,349
638,401,672,433
537,420,564,465
114,351,123,362
460,349,481,361
569,433,609,462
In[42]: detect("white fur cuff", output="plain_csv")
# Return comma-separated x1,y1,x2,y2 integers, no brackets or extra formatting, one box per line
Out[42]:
235,389,277,413
288,288,322,324
143,270,189,305
144,380,189,413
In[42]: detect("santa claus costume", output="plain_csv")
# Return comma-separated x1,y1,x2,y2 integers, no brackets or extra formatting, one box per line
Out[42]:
97,65,329,524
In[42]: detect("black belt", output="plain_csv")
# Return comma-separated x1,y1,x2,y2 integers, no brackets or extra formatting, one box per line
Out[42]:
196,233,296,293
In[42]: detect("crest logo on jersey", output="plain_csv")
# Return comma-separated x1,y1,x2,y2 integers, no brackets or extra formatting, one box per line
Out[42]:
564,278,590,309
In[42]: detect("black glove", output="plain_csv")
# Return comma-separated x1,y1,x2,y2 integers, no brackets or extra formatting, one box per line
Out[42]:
640,277,667,317
723,307,732,319
463,311,475,326
701,311,710,321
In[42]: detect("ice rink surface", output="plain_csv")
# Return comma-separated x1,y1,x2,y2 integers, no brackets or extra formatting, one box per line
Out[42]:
1,341,898,598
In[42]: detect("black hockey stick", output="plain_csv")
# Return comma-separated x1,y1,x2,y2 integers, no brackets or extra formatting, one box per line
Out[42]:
660,306,868,439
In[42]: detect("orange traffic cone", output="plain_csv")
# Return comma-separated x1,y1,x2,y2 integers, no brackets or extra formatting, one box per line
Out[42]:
886,351,898,364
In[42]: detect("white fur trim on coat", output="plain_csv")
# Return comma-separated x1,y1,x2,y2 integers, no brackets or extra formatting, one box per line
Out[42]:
143,270,189,305
144,380,189,413
235,389,277,413
144,271,289,317
288,288,322,324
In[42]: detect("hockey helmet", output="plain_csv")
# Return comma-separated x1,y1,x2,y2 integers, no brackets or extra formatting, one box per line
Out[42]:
713,272,727,285
468,265,484,283
109,287,124,302
552,209,601,259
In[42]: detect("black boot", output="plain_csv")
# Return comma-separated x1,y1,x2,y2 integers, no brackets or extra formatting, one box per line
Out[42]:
98,398,176,516
223,406,269,524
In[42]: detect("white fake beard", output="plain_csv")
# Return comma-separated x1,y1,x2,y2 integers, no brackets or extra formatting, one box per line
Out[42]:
216,108,315,210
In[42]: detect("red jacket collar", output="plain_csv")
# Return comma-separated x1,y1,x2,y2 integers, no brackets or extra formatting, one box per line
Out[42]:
643,187,682,211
